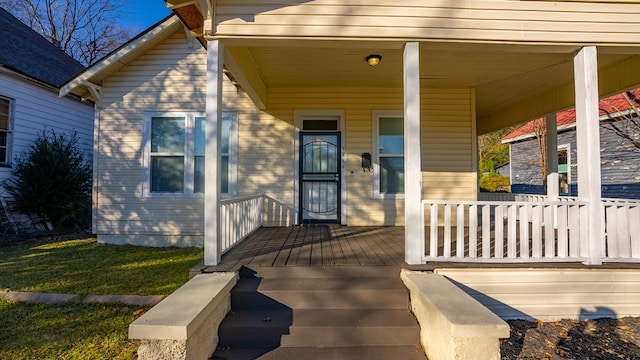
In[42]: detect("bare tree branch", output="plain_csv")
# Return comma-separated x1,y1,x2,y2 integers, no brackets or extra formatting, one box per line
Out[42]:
0,0,132,65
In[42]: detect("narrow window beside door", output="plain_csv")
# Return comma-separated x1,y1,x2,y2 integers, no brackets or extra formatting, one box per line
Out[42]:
373,111,405,199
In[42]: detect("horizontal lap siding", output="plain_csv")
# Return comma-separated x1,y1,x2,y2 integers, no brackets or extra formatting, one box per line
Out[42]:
268,86,474,226
98,32,207,237
0,75,93,190
436,269,640,321
422,88,475,201
215,0,640,44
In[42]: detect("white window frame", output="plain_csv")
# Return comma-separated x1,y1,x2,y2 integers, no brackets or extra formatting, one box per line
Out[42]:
142,111,237,198
372,110,405,199
0,96,14,166
558,143,571,194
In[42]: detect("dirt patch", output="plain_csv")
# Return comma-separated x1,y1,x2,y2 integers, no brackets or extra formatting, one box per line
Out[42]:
501,317,640,359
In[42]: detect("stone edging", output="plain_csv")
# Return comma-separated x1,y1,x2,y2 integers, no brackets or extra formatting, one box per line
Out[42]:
0,290,164,306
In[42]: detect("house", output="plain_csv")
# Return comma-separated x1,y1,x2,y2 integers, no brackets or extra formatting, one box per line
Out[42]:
503,89,640,199
0,7,93,194
60,1,640,268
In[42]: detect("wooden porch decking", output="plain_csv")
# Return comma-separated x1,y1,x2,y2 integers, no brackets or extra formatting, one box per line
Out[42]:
196,225,640,273
204,225,407,272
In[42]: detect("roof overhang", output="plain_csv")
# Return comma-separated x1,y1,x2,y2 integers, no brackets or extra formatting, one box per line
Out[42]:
59,15,184,103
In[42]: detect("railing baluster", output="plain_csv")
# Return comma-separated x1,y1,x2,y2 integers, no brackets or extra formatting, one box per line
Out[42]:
430,203,439,257
544,204,555,258
631,205,640,259
507,205,517,259
557,204,568,258
443,203,451,258
469,204,477,258
482,204,491,258
519,205,529,259
456,204,465,258
495,204,504,259
531,205,542,258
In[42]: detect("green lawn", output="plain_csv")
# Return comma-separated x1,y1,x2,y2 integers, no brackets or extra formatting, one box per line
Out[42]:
0,236,204,359
0,236,203,296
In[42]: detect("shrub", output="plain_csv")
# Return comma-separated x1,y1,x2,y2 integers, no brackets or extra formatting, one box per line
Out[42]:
2,130,91,228
480,172,510,192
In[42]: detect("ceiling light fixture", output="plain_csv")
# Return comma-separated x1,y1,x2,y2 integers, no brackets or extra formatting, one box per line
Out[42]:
366,54,382,67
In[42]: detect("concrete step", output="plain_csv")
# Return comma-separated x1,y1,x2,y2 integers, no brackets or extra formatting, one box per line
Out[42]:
238,265,402,279
218,309,420,348
231,287,409,310
234,276,406,291
211,345,426,360
212,265,425,359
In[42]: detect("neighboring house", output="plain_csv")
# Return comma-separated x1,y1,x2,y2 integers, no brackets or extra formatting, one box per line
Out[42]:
0,7,93,195
503,89,640,199
60,1,640,267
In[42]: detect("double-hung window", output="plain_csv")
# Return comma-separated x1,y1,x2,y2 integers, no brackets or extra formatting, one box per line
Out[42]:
0,96,13,166
144,111,236,196
373,111,404,199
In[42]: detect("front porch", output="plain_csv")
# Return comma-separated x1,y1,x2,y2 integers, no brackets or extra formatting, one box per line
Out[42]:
195,222,640,274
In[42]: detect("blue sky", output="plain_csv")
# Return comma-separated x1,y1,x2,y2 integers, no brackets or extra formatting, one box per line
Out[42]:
119,0,172,33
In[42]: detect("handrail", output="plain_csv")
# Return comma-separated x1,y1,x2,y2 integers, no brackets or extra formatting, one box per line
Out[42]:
220,193,264,255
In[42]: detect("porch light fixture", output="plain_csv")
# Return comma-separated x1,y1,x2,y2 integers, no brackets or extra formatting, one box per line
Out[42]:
366,54,382,67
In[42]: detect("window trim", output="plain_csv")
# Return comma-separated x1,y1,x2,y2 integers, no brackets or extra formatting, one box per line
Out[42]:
142,111,237,198
0,95,14,167
558,143,571,195
372,110,405,199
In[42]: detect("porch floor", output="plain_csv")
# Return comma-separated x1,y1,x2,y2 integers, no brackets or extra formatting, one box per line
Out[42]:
201,225,407,272
195,225,640,273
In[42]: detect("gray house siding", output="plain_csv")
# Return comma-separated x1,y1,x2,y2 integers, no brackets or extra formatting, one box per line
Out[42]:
510,116,640,199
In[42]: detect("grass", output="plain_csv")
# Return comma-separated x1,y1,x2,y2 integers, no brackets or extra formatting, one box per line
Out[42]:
0,298,147,359
0,235,204,359
0,236,203,296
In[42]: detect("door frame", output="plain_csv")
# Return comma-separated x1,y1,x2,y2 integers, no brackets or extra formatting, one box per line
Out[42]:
293,110,346,225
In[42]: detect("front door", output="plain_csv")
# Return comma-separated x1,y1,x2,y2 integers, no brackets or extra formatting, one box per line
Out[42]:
299,132,341,223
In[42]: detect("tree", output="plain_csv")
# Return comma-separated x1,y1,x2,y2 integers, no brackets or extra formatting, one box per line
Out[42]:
601,91,640,150
0,0,131,65
531,117,548,187
2,130,92,228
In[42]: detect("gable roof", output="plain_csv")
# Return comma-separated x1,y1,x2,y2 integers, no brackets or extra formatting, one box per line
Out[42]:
501,88,640,144
0,7,84,88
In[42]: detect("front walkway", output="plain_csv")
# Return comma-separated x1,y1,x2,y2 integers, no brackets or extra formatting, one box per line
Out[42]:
203,225,407,272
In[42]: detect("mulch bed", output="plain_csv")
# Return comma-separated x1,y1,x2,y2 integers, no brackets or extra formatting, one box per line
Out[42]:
501,317,640,359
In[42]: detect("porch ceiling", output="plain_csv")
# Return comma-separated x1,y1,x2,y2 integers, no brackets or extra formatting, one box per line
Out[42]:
225,40,634,131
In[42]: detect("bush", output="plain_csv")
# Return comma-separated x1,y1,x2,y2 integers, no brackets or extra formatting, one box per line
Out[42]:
480,172,510,192
2,130,91,228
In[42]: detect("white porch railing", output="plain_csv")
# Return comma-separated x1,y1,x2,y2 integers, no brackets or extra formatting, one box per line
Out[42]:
603,200,640,262
426,195,640,263
422,200,590,263
220,193,264,255
514,195,640,262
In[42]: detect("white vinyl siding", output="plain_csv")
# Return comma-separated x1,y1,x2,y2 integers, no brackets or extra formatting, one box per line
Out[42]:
0,74,93,191
215,1,640,45
436,268,640,321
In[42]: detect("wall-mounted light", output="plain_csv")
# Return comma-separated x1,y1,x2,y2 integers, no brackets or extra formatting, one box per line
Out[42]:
366,54,382,67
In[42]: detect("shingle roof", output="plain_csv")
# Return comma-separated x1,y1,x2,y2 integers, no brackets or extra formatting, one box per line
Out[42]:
501,88,640,143
0,7,84,88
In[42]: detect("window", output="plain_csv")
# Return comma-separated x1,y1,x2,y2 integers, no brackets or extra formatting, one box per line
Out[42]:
144,111,236,196
558,145,570,194
373,111,404,198
0,97,13,166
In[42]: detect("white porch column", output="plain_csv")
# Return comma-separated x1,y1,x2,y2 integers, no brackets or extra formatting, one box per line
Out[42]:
574,46,604,265
545,113,559,199
204,40,224,265
404,42,423,265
